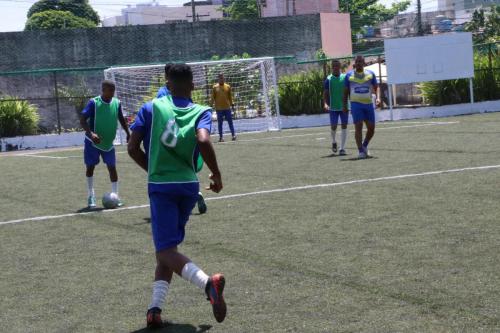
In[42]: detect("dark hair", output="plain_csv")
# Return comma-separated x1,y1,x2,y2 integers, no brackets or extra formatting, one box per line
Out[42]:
168,64,193,86
164,63,174,78
102,80,116,90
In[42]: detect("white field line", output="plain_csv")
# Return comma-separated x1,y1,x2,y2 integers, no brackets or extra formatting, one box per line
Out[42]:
1,163,498,226
3,121,459,158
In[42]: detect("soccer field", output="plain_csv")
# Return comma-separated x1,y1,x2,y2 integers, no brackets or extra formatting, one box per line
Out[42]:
1,112,500,333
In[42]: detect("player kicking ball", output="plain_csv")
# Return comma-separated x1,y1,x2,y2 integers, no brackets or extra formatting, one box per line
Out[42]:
80,80,130,208
324,59,348,155
157,63,208,215
343,55,379,159
128,64,226,328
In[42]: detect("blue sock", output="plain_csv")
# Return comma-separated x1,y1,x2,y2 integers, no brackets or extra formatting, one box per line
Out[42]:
362,140,369,148
358,147,365,153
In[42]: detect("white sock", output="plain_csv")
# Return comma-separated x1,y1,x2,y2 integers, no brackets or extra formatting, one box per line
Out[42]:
111,181,118,195
331,129,337,144
86,177,94,197
148,280,169,310
181,262,209,291
341,128,348,150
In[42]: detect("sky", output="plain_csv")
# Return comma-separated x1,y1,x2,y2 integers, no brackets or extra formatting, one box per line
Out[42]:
0,0,429,33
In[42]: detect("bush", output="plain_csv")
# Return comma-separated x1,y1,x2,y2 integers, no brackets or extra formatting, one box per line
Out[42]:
278,70,324,116
0,97,39,137
419,51,499,106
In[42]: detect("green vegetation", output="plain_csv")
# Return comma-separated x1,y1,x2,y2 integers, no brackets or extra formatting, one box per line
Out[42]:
465,5,500,43
2,114,500,332
222,0,260,20
0,97,39,137
58,78,94,116
25,10,96,31
278,69,324,116
27,0,99,24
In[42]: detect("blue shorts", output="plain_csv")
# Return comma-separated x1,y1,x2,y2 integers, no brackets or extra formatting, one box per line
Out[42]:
84,140,116,167
351,102,375,124
149,183,199,252
329,110,349,126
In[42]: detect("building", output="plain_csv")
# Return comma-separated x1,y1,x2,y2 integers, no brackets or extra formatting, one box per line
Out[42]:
260,0,339,17
454,0,499,24
378,9,457,38
102,0,223,27
438,0,454,11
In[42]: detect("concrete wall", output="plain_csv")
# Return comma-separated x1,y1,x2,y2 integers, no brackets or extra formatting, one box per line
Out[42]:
320,13,352,58
0,14,322,71
262,0,339,17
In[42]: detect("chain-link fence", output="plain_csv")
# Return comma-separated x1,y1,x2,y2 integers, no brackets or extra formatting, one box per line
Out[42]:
0,42,498,138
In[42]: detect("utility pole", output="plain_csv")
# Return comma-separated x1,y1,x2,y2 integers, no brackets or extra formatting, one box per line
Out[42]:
191,0,196,22
416,0,424,36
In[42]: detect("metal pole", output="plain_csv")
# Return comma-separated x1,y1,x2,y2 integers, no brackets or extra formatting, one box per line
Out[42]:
191,0,196,22
378,55,383,109
270,59,282,131
53,71,62,134
260,62,272,131
469,77,475,110
417,0,424,36
388,83,394,121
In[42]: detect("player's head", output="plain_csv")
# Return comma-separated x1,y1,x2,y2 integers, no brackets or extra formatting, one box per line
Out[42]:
331,59,341,76
164,63,173,81
218,73,225,85
354,55,365,72
101,80,116,100
167,63,194,98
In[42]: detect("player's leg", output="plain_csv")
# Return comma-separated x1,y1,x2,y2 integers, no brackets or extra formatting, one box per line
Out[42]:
103,148,123,206
362,105,376,156
225,110,236,141
339,111,349,155
197,191,207,215
84,142,99,208
329,110,339,153
148,191,226,324
351,104,366,159
216,111,224,142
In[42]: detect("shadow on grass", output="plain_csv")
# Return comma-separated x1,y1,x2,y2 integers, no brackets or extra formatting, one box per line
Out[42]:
131,323,212,333
341,156,378,162
76,207,105,213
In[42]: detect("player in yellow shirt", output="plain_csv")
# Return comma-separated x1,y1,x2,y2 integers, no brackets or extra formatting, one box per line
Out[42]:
212,74,236,142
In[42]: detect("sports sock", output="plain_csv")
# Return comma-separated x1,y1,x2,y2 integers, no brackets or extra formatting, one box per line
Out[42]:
362,139,369,149
341,129,348,150
181,262,209,291
86,177,94,197
331,129,336,144
111,181,118,195
148,280,169,310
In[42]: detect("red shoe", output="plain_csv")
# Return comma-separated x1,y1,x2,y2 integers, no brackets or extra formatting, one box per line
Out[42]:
146,307,163,329
205,274,227,323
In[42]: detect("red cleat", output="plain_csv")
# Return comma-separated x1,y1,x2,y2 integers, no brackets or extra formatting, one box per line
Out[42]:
146,307,163,329
205,274,227,323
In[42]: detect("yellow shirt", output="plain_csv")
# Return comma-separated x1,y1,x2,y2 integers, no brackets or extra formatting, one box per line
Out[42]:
212,83,233,111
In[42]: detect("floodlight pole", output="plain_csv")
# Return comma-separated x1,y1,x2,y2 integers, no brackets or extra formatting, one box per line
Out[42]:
191,0,196,22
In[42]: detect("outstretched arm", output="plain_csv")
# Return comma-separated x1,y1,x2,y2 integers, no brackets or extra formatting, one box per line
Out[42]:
343,87,350,113
196,128,223,193
127,131,147,172
117,104,131,142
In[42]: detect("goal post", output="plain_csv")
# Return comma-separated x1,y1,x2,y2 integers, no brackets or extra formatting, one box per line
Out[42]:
104,57,281,143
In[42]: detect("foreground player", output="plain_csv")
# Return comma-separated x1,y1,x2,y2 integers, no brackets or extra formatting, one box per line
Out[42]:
128,64,226,328
157,63,208,214
324,59,348,155
343,55,379,159
212,73,236,142
80,80,130,208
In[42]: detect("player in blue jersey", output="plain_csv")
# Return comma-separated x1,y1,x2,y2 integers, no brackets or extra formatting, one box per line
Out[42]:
80,80,130,208
343,55,379,159
128,64,226,328
156,63,208,214
156,63,173,98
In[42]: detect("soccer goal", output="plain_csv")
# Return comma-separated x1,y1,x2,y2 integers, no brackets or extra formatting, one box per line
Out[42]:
104,57,281,142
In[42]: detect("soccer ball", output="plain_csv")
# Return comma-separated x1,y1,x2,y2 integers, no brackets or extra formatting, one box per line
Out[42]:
102,192,120,209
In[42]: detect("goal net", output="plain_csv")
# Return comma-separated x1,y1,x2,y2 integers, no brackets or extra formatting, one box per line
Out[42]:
104,57,281,143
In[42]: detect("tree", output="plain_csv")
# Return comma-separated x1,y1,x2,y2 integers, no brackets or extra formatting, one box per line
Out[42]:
465,5,500,43
339,0,411,36
223,0,259,20
27,0,100,24
25,10,96,31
